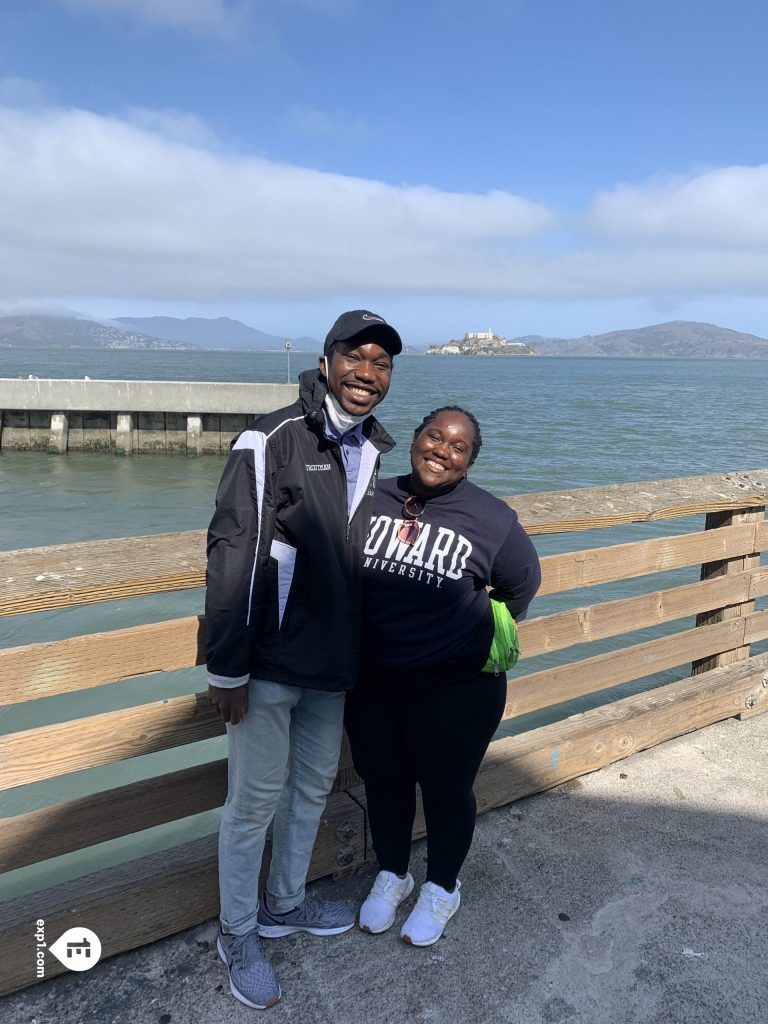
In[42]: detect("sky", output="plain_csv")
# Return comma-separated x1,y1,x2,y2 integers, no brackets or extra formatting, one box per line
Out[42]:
1,0,768,344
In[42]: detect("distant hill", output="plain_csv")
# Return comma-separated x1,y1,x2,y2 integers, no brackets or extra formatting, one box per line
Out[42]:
116,316,321,352
5,314,764,359
0,314,193,350
521,321,768,358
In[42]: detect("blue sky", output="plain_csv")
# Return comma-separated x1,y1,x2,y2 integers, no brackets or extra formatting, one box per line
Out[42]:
1,0,768,344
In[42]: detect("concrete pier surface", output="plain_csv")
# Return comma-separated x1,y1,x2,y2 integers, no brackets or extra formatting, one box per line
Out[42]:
3,713,767,1024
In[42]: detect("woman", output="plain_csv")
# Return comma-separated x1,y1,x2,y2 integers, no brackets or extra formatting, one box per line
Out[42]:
345,406,541,946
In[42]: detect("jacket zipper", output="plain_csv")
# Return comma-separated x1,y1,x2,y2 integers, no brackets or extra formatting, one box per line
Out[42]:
328,440,352,541
331,438,380,542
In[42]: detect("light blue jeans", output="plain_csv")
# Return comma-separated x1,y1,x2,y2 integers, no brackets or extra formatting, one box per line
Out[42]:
218,678,346,935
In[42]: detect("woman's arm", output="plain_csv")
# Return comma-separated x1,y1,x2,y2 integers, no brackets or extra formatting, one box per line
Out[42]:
488,514,542,621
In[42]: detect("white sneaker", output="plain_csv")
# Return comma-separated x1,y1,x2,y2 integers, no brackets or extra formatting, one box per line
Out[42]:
400,880,461,946
359,870,415,934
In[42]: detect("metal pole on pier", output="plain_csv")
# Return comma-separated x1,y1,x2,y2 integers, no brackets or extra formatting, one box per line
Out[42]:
284,339,292,383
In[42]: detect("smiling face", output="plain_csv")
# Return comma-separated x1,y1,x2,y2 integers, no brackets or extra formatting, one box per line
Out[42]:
410,409,477,495
321,337,393,416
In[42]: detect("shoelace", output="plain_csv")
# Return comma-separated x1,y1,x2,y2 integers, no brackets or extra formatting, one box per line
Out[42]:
229,932,264,969
294,897,344,922
298,897,325,920
371,874,404,900
418,889,455,923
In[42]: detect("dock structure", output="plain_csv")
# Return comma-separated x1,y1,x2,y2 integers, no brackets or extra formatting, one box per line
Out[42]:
0,469,767,1004
0,378,297,454
4,712,767,1024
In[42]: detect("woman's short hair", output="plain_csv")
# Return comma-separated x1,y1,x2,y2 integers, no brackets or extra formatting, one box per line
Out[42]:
413,406,483,464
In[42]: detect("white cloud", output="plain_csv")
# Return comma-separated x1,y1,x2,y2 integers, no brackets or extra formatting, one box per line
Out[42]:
0,105,553,302
125,107,222,148
590,165,768,247
3,103,768,306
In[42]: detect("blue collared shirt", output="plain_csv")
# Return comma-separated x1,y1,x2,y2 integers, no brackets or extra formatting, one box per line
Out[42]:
323,412,364,518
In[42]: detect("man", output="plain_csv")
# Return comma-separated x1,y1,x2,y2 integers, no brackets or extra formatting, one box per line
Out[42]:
205,310,401,1009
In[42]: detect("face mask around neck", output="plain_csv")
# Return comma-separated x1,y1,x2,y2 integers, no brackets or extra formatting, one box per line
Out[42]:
324,389,368,435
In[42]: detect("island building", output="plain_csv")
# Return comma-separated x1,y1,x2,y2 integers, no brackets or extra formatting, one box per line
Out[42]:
426,329,536,356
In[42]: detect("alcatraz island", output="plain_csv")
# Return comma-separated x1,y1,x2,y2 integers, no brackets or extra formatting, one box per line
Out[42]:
425,329,536,356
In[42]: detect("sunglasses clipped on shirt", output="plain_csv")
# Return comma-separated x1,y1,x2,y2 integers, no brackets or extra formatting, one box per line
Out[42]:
397,495,426,545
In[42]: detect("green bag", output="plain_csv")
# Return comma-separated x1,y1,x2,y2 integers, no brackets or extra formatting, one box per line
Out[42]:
482,599,520,675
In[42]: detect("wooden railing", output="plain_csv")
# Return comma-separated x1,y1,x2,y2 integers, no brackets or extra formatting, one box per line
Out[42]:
1,470,767,995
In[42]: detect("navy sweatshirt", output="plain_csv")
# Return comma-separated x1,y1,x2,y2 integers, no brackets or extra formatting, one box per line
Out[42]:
360,475,541,690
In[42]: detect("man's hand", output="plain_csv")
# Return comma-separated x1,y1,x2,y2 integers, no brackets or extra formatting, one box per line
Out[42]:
208,683,249,725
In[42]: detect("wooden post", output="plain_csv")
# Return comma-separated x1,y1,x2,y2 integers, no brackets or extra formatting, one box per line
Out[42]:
691,507,765,675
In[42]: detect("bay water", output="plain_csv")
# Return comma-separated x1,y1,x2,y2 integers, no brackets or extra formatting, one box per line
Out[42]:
1,350,766,899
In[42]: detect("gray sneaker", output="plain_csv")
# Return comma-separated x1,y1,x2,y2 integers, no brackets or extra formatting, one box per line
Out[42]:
217,929,281,1010
257,894,355,938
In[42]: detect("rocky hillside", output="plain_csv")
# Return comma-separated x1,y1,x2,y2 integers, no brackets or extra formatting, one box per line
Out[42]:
0,315,192,350
525,321,768,358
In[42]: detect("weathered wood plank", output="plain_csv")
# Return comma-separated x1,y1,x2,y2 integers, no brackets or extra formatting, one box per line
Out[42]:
736,705,768,721
749,564,768,599
538,521,761,596
503,617,748,719
3,472,766,616
0,616,750,792
0,761,227,872
507,470,768,535
0,616,205,704
2,654,765,997
0,735,360,870
0,693,224,792
0,790,367,996
0,530,207,617
736,650,768,717
518,568,757,658
744,609,768,645
0,607,763,795
692,509,765,674
488,651,768,811
4,565,764,706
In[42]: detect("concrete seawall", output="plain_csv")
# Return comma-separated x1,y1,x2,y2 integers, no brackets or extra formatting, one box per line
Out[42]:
0,378,298,454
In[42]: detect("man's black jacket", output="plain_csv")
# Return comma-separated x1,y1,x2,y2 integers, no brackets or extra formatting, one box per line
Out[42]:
205,369,395,692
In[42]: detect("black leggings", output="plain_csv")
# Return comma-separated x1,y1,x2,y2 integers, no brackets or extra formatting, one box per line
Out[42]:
344,672,507,891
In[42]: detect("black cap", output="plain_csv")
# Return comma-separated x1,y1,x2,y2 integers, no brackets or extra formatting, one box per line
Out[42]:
324,310,402,357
